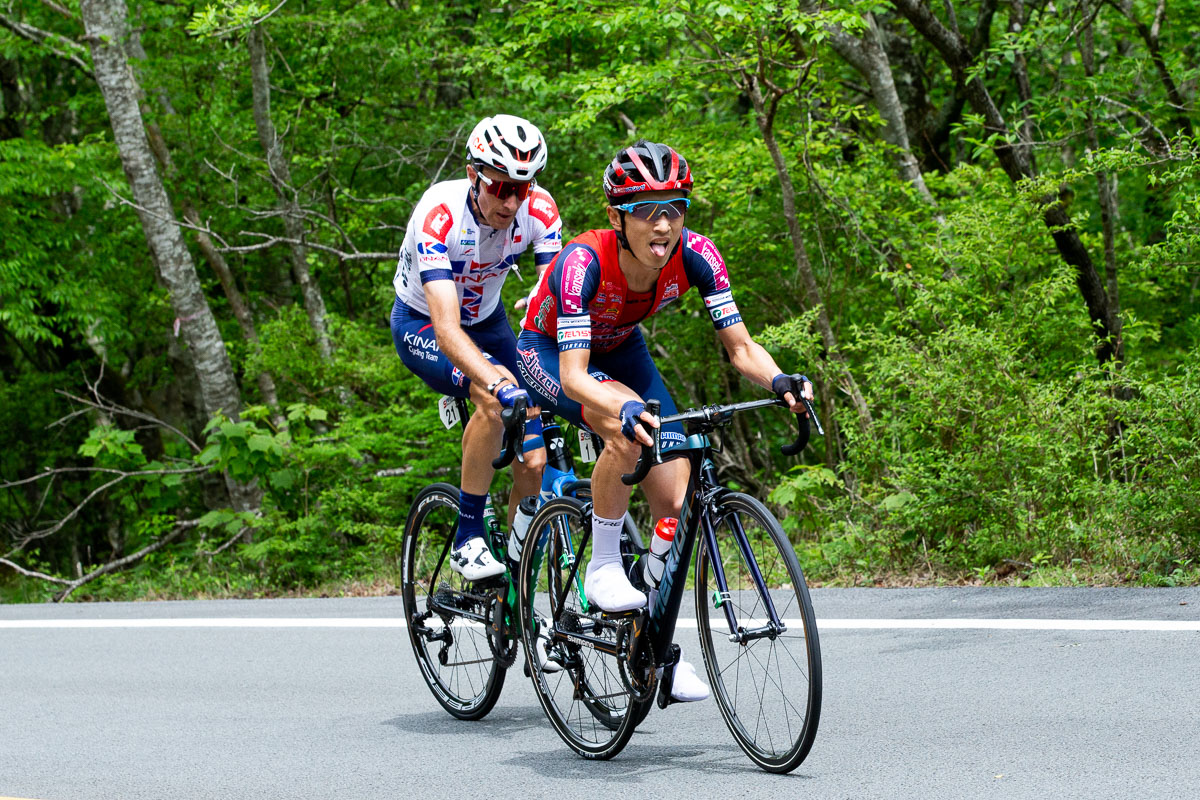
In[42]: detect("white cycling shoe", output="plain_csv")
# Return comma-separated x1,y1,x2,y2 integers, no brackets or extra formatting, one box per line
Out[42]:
449,536,505,581
584,561,647,613
666,660,710,702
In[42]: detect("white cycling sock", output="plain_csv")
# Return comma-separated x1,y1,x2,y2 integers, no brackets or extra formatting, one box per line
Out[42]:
589,513,624,569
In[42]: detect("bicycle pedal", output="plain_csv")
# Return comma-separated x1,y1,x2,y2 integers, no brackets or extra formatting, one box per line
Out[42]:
599,609,641,621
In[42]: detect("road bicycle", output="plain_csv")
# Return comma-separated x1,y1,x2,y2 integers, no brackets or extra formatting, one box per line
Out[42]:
400,394,639,720
400,394,529,720
516,393,823,772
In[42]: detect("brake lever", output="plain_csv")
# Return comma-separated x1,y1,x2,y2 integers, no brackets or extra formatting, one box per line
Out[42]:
620,399,661,486
491,395,528,469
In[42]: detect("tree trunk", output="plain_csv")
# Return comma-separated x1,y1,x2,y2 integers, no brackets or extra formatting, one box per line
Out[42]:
821,12,938,208
247,24,333,362
892,0,1123,366
183,205,286,430
124,42,285,431
743,71,874,453
1079,11,1125,374
1006,0,1038,174
79,0,260,514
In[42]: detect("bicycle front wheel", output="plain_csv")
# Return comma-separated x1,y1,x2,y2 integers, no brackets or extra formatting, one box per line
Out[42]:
401,482,506,720
695,492,822,773
517,496,646,759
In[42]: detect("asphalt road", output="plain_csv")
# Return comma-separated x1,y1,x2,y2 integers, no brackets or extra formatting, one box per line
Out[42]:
2,588,1198,800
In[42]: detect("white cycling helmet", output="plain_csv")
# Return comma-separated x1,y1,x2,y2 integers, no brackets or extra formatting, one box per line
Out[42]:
466,114,547,182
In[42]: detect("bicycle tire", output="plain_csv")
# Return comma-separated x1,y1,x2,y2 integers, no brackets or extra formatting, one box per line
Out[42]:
401,482,506,720
517,496,643,759
694,492,822,773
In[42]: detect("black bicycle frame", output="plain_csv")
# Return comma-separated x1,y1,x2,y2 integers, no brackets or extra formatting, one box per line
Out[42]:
645,440,785,665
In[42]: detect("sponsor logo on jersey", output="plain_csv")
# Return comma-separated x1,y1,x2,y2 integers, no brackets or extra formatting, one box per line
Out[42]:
417,241,448,256
422,204,453,242
686,232,730,290
597,303,622,321
703,291,734,308
528,191,560,228
561,248,593,315
557,327,591,342
710,305,736,320
403,330,439,352
558,315,590,329
704,289,739,322
459,238,475,247
533,295,554,334
450,366,466,386
653,278,682,312
519,346,560,399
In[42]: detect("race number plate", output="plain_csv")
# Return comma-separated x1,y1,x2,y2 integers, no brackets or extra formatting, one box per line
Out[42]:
578,429,598,463
438,396,462,429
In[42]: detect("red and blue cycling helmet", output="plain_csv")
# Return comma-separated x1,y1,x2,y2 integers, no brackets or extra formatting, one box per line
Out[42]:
603,140,692,202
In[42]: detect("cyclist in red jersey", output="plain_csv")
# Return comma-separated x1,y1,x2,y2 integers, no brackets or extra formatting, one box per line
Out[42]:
517,140,813,701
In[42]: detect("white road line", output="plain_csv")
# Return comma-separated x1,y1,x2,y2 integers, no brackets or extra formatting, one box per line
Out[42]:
0,617,1196,631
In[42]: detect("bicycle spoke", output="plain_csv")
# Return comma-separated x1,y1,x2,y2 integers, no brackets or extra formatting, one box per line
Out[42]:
518,496,641,759
401,484,506,720
695,493,821,773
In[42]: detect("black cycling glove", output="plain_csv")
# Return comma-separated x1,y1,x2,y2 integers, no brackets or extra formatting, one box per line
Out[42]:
771,373,811,405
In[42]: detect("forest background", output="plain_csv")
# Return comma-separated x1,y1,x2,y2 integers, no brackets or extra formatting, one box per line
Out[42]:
1,0,1197,602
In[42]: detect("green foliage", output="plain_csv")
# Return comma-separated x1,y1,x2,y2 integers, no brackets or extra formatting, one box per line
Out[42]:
3,0,1199,600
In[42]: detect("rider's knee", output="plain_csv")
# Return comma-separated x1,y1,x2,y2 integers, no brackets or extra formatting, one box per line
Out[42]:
601,428,642,464
516,445,546,474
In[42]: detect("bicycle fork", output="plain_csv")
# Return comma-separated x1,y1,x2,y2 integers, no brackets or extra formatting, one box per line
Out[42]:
700,497,787,643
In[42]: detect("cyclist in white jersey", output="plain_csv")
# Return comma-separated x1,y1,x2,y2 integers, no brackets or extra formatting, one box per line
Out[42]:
391,115,563,581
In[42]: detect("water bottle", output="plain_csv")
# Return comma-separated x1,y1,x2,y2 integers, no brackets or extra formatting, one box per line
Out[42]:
507,495,537,570
643,517,678,590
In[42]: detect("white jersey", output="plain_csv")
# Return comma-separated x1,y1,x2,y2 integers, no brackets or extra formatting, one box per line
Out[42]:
393,179,563,325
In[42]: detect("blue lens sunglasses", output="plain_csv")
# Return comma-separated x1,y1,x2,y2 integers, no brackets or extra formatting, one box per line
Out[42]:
614,198,691,221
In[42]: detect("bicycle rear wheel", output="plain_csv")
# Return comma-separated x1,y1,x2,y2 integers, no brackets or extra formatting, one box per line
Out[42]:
517,496,647,759
695,492,822,773
401,482,506,720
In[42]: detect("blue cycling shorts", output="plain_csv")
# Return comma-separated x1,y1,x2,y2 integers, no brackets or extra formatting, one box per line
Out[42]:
391,296,542,440
515,327,686,452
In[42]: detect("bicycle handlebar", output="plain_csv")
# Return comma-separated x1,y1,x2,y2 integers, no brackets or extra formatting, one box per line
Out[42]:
491,395,529,469
619,399,661,486
621,394,822,486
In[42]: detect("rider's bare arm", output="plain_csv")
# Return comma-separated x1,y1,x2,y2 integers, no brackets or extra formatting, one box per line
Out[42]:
716,322,812,413
424,280,509,406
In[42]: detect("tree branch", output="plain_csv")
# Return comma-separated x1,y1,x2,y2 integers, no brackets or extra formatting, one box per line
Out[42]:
54,519,202,601
0,12,93,76
54,388,202,452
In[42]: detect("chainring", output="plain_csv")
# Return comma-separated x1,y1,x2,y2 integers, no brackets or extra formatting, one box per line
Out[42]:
485,588,519,669
616,613,657,702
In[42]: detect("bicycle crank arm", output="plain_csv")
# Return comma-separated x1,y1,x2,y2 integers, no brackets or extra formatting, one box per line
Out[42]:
551,626,622,657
